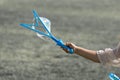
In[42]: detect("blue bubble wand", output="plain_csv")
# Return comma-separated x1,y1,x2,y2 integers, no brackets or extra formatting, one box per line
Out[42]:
20,10,74,54
109,73,120,80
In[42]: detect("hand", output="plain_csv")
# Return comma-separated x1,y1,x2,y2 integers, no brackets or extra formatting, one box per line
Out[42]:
62,42,77,53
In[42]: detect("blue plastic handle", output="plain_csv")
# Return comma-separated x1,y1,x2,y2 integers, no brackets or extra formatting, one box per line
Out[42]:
50,36,74,54
109,73,120,80
57,39,74,54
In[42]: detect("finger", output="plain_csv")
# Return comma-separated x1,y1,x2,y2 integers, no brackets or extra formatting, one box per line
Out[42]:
66,42,73,48
66,42,70,46
61,47,69,53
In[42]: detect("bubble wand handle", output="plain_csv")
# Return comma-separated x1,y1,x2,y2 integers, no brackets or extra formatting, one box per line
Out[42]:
50,36,74,54
109,73,120,80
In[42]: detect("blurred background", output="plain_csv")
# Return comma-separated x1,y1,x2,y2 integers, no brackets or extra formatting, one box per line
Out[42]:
0,0,120,80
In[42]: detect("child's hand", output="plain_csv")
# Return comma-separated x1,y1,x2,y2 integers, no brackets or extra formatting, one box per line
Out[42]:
62,42,77,53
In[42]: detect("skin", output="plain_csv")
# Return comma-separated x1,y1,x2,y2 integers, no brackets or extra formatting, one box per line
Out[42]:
62,42,100,63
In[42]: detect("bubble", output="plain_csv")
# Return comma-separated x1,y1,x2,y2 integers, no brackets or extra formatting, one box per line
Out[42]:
32,17,51,41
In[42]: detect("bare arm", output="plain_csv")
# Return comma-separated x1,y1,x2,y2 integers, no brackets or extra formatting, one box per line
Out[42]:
74,46,100,63
63,42,100,63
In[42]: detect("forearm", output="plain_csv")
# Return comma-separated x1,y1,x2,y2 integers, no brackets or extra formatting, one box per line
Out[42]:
74,46,100,63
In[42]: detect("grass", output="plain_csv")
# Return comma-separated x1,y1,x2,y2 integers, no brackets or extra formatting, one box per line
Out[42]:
0,0,120,80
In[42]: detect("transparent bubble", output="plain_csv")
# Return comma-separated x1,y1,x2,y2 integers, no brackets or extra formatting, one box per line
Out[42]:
32,17,51,40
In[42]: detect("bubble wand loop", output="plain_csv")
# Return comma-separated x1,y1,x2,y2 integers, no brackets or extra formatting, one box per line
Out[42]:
20,10,74,54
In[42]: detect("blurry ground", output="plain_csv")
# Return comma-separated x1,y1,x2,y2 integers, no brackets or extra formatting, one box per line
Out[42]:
0,0,120,80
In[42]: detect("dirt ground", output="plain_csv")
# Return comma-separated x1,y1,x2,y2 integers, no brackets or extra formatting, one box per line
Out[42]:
0,0,120,80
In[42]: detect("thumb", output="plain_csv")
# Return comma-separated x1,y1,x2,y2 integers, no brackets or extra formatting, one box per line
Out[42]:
66,42,74,48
